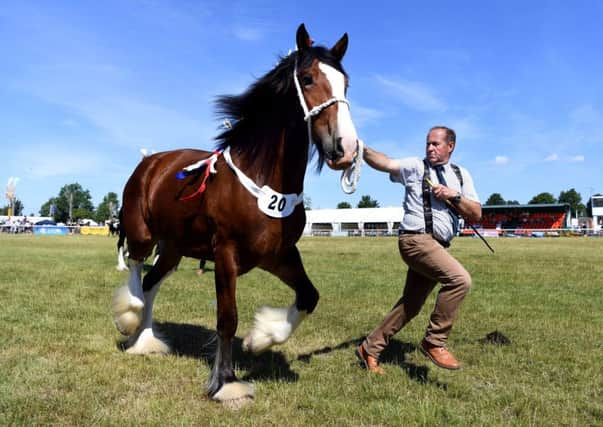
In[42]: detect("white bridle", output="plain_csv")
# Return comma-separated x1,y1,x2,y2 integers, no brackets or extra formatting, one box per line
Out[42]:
293,59,350,146
293,59,361,194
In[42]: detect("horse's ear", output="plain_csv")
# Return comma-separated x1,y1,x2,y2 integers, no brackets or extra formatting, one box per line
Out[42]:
296,23,313,51
331,33,348,61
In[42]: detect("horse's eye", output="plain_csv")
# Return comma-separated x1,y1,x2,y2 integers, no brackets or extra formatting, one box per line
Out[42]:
301,75,314,86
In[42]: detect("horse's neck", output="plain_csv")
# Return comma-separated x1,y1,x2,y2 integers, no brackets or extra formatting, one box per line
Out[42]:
235,124,309,194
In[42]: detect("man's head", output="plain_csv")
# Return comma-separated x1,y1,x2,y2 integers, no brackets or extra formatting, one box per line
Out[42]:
426,126,456,166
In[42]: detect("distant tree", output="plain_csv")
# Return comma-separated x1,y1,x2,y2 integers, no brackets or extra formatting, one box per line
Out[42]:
528,192,556,205
304,196,312,210
41,183,94,223
0,198,23,216
337,201,352,209
506,200,520,205
357,195,379,208
558,188,584,217
13,199,24,216
40,198,58,218
96,192,120,223
485,193,506,206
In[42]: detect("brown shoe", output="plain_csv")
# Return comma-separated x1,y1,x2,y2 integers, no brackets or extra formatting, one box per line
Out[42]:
355,344,385,375
419,340,461,370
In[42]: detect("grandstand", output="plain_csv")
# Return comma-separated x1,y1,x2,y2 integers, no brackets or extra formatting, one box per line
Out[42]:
464,203,571,236
304,207,402,236
304,203,575,237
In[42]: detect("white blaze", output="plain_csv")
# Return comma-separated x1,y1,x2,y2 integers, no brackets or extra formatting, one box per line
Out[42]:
318,62,358,155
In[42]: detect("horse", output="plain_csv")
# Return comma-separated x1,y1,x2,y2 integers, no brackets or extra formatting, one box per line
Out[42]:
111,23,359,406
107,220,120,237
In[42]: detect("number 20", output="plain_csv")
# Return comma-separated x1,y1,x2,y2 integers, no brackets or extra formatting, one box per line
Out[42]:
268,195,286,212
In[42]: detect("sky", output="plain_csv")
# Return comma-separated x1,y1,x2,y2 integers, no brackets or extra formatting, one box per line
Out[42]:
1,1,602,215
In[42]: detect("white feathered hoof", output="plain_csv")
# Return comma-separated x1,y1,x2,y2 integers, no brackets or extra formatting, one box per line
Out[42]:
125,328,170,355
111,286,144,336
242,305,306,354
212,381,255,410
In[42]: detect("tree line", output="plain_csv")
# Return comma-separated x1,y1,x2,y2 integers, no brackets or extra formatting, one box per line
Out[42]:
483,188,601,217
2,184,601,221
0,182,120,224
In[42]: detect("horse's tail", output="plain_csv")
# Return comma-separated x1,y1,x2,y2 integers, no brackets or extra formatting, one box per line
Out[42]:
116,207,129,271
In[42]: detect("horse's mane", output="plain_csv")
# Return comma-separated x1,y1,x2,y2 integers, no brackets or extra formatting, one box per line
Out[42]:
214,46,348,173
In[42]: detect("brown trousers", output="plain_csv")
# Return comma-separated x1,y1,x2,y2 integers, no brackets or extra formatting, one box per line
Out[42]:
362,233,472,358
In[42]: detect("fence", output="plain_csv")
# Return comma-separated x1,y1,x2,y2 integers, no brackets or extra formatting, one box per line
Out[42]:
308,227,603,237
0,225,110,236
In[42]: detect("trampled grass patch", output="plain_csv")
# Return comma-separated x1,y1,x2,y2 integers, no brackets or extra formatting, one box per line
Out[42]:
1,234,601,425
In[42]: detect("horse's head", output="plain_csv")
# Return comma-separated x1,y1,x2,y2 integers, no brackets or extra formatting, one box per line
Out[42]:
294,24,359,171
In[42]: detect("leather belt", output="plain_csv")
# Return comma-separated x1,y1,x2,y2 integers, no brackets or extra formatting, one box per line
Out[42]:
398,229,450,248
398,229,423,235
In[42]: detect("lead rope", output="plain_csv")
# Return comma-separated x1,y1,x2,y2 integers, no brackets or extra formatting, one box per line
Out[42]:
340,139,363,194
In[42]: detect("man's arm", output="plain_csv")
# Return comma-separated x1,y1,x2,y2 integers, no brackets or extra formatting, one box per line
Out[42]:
363,145,400,175
431,184,482,223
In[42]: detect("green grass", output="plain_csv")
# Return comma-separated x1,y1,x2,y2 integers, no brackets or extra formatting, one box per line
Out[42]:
1,234,602,426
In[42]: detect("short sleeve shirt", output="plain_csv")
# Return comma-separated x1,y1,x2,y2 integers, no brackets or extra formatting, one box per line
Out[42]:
389,157,480,243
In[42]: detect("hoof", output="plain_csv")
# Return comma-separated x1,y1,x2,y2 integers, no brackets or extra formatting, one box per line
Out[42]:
116,265,129,272
114,312,141,336
242,305,307,354
196,269,204,276
125,328,170,355
111,286,143,336
212,381,255,410
242,329,274,354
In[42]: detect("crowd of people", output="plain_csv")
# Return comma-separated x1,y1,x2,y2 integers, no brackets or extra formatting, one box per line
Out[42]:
0,216,34,233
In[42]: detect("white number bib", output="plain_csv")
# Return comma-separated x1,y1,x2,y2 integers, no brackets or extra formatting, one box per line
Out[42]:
222,147,303,218
257,186,302,218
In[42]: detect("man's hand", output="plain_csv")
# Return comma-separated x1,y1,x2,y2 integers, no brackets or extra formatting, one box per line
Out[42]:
431,184,457,201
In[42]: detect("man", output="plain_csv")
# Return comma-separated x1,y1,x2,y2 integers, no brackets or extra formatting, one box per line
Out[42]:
356,126,481,373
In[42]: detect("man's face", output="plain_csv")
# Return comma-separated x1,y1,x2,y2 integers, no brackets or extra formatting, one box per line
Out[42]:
425,129,454,166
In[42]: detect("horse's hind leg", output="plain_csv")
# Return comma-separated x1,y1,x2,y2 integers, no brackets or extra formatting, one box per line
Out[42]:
243,245,319,354
208,244,254,407
125,243,181,355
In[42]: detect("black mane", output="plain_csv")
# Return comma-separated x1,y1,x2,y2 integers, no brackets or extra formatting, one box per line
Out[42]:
214,46,347,172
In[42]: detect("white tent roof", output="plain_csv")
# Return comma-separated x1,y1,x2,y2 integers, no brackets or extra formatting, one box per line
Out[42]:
306,207,403,224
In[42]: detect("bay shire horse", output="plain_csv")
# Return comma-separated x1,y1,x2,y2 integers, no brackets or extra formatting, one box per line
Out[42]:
111,24,359,406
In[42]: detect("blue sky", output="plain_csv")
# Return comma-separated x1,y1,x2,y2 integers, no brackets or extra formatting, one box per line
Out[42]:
2,1,602,214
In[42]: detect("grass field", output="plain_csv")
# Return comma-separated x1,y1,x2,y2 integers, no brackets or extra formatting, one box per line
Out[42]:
1,234,602,426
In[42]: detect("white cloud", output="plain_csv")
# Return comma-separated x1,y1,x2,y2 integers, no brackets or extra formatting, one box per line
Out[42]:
12,143,107,179
570,104,602,124
494,155,509,165
569,155,585,162
375,75,446,112
544,153,558,161
232,26,264,42
445,117,483,141
350,104,385,128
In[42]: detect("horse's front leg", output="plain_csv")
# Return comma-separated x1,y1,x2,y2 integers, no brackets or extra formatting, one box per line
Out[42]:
243,245,319,354
208,244,255,407
112,259,145,336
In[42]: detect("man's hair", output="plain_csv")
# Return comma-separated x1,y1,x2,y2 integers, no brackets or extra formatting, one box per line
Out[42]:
428,126,456,144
